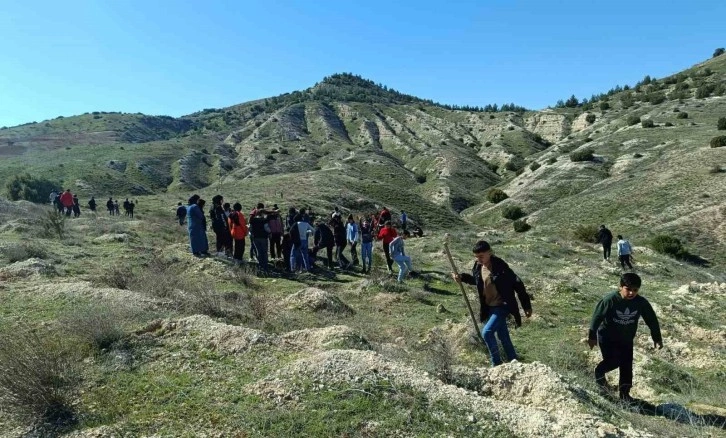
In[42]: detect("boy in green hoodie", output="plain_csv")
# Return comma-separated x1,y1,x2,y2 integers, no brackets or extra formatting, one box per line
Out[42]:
588,273,663,402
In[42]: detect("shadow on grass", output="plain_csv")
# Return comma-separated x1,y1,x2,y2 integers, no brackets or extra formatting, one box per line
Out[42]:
605,395,726,430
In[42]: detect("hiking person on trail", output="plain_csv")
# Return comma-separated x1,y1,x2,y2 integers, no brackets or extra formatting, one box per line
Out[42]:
128,200,135,219
588,273,662,402
114,200,120,215
389,234,413,283
359,218,374,274
249,206,271,273
379,207,392,224
59,189,74,216
72,195,81,217
377,221,398,273
53,192,63,213
332,216,351,270
106,198,114,215
228,203,248,263
268,206,284,260
187,195,210,257
210,195,232,257
123,198,131,216
286,207,297,231
616,235,634,271
290,216,314,272
176,202,187,225
312,218,335,269
49,190,58,205
88,197,97,212
223,202,232,219
346,215,359,266
598,225,614,261
451,240,532,366
331,206,342,220
400,210,408,232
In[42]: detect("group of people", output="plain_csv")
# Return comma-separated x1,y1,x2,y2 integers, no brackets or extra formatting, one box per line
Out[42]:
48,190,137,219
452,240,661,404
598,225,635,270
180,195,418,282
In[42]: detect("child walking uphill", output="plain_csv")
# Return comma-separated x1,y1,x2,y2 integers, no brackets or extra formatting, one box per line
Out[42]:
588,273,662,402
451,240,532,366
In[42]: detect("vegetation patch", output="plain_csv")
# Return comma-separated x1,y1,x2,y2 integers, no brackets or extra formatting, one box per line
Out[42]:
569,148,595,162
486,188,508,204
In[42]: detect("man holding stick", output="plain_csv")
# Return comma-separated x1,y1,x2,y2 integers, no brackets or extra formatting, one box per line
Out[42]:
451,240,532,366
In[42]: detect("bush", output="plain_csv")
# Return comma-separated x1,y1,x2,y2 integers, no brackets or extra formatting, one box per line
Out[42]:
96,264,132,290
633,153,643,158
585,114,596,124
695,85,714,99
677,112,688,119
718,117,726,130
415,173,427,184
486,188,508,204
627,115,641,126
43,209,66,239
570,148,595,162
484,141,492,147
547,157,557,165
504,160,522,172
650,234,688,259
0,329,79,428
599,102,610,111
664,122,673,127
5,174,59,203
714,47,726,58
426,328,455,384
529,162,541,171
61,305,126,351
512,220,531,233
641,119,655,128
645,92,666,105
710,136,726,148
502,205,526,220
573,224,599,243
4,243,48,263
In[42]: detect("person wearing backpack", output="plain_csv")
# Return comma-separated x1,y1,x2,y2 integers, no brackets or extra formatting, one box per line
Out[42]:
228,203,248,263
359,219,374,274
616,235,634,270
598,225,614,261
346,215,359,266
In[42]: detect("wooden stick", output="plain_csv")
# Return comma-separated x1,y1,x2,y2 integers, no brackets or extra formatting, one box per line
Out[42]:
443,234,485,345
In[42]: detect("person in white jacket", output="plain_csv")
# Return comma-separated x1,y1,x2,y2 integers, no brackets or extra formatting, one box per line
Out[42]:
616,235,634,270
345,215,359,266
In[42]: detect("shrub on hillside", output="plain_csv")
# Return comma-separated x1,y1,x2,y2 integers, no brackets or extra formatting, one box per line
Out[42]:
695,85,714,99
645,92,666,105
570,148,595,162
502,205,526,220
504,159,524,172
484,141,492,147
415,173,427,184
61,305,126,351
0,329,79,429
529,162,541,171
633,153,644,158
664,122,674,127
650,234,688,259
677,112,688,119
573,224,599,243
710,136,726,148
4,243,48,263
641,119,655,128
627,115,641,126
486,188,508,204
585,114,596,124
718,117,726,130
512,220,531,233
547,157,557,165
5,174,59,204
714,47,726,58
43,209,66,239
599,102,610,111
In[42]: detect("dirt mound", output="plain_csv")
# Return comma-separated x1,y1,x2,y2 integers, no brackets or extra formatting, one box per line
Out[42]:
22,281,164,309
248,350,648,438
0,258,55,278
279,325,369,351
148,315,269,354
283,287,353,314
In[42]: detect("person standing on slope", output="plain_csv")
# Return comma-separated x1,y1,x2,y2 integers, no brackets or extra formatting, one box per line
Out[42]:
332,216,351,270
72,195,81,217
376,221,398,273
210,195,232,257
249,207,271,274
268,206,284,260
616,235,634,271
388,234,413,283
106,198,114,215
228,203,248,263
588,273,662,402
187,195,210,257
59,189,74,216
88,197,97,213
400,210,408,233
359,218,374,274
346,215,359,266
598,225,614,261
311,219,335,269
176,202,187,225
451,240,532,366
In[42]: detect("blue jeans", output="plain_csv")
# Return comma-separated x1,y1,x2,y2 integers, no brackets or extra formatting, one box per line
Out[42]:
361,242,373,268
481,306,517,366
253,238,269,272
291,239,309,271
393,254,412,282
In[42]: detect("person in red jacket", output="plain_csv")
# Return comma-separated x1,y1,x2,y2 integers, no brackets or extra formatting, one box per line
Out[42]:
227,203,248,263
376,220,398,273
59,189,74,216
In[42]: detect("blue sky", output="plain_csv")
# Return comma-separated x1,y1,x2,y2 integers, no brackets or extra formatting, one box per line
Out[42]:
1,0,724,127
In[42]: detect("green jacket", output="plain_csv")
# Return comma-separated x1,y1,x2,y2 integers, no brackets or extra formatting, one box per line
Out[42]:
588,291,662,344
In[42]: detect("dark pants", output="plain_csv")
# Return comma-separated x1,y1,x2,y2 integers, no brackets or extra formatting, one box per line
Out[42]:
349,241,358,264
233,238,246,261
602,242,612,260
619,254,633,269
383,242,393,271
178,216,185,226
128,208,134,219
269,233,282,259
312,244,334,268
215,231,232,253
336,241,350,268
595,337,634,397
253,238,269,272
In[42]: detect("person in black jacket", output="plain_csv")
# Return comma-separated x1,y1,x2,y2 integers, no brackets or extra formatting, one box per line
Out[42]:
311,219,335,269
598,225,613,261
209,195,232,257
331,216,351,269
452,240,532,366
